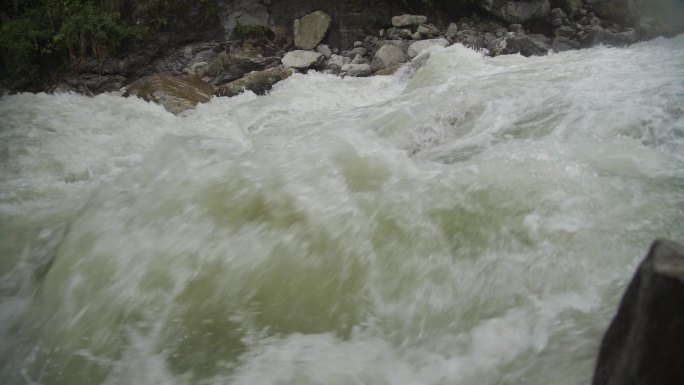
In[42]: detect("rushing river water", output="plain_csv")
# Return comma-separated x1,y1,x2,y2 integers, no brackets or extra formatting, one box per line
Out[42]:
1,37,684,385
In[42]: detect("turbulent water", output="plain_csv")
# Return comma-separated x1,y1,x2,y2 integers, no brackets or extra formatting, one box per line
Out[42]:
1,37,684,385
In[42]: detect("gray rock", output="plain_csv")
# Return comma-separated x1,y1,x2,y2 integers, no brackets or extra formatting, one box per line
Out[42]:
592,0,637,24
215,67,293,97
341,63,372,77
350,53,367,64
124,74,215,114
552,18,564,27
371,44,407,71
185,61,210,78
317,44,332,58
555,25,577,38
386,27,412,40
417,23,441,37
509,24,525,33
282,50,325,70
592,239,684,385
294,11,333,50
446,23,459,40
345,47,368,58
326,54,351,71
480,0,551,24
391,14,428,28
550,7,567,19
354,41,364,47
581,27,630,47
454,31,487,51
407,38,450,60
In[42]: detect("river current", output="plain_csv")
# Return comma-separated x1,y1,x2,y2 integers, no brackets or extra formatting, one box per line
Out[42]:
1,37,683,385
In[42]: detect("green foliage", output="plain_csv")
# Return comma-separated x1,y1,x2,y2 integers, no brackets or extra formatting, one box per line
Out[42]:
0,0,218,79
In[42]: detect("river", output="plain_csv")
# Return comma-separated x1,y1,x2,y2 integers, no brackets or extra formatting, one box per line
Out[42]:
1,37,683,385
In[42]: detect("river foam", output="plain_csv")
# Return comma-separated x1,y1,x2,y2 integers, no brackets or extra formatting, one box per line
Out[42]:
1,36,683,385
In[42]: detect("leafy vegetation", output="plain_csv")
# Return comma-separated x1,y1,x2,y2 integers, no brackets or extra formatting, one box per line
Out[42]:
0,0,217,78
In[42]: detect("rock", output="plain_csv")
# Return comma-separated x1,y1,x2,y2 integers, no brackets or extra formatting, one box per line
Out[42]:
124,74,214,114
417,24,441,37
480,0,551,24
550,7,568,19
215,67,293,97
446,23,459,40
370,44,407,71
386,27,412,40
580,27,630,47
591,0,637,24
341,63,372,77
208,53,280,87
350,53,367,64
509,23,525,33
373,63,403,76
551,0,581,17
345,47,368,58
391,14,428,28
186,62,210,78
407,38,450,60
454,31,487,51
294,11,333,50
281,50,325,70
592,239,684,385
326,54,351,71
555,25,577,38
354,41,364,47
501,33,551,56
317,44,332,58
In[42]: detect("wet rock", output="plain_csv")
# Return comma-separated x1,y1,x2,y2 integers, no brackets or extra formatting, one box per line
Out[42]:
407,38,450,60
555,25,577,39
294,11,333,50
282,50,324,70
591,0,636,24
373,63,403,76
391,14,428,28
454,31,487,51
581,27,630,47
341,63,372,77
501,33,551,56
371,44,407,71
480,0,551,24
326,54,351,71
592,239,684,385
124,73,214,114
551,0,581,17
215,67,293,97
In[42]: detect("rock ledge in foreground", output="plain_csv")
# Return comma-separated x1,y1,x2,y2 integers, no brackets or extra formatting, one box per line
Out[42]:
593,239,684,385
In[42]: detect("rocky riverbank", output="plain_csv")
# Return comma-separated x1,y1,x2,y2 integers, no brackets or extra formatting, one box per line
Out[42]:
2,0,683,113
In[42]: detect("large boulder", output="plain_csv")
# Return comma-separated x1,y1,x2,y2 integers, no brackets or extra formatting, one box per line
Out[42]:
294,11,333,50
593,239,684,385
215,67,293,97
370,44,407,72
480,0,551,24
407,38,450,60
124,74,214,114
591,0,637,24
500,33,551,56
281,50,325,70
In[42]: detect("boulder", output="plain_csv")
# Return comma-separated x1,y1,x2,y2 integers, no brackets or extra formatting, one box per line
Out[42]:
592,239,684,385
326,54,351,71
374,63,403,76
592,0,637,24
580,27,630,47
480,0,551,24
124,74,214,114
370,44,408,71
446,23,459,40
550,0,581,17
391,14,428,28
294,11,333,50
341,63,372,77
282,50,325,70
316,44,332,58
407,38,450,60
215,67,293,97
417,23,441,37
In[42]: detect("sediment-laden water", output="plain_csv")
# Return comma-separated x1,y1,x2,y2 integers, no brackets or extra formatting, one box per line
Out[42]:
1,37,683,385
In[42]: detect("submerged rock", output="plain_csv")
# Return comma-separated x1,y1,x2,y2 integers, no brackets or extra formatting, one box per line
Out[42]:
124,74,214,114
294,11,333,50
215,67,293,97
593,239,684,385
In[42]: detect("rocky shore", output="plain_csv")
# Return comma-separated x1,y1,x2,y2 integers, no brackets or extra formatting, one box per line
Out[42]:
2,0,682,113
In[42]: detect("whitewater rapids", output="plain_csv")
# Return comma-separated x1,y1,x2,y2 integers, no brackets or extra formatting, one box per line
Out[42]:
1,37,683,385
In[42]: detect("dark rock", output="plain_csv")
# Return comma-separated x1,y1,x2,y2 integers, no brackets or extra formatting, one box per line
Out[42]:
124,74,214,114
581,27,630,47
215,67,293,97
592,239,684,385
501,33,551,56
454,30,487,51
555,25,577,38
386,27,413,40
551,0,582,17
591,0,637,24
479,0,551,24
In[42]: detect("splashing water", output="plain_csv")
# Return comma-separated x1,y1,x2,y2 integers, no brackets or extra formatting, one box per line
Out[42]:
1,37,683,385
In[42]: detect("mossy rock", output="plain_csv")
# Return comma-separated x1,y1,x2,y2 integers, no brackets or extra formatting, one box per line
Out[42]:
124,73,214,114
